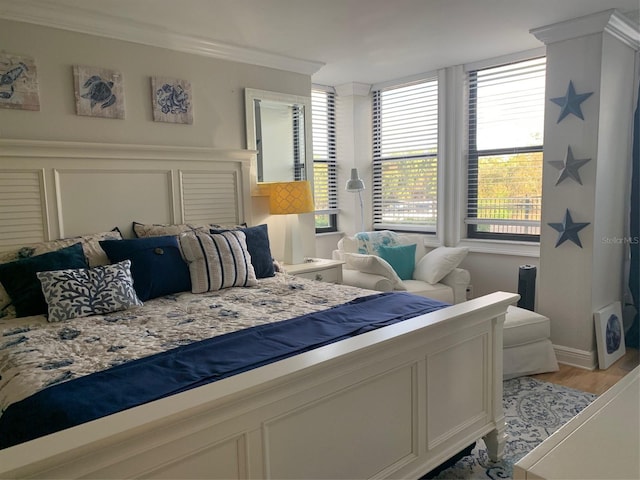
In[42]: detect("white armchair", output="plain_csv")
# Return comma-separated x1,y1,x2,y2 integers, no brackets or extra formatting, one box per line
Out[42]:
332,231,471,304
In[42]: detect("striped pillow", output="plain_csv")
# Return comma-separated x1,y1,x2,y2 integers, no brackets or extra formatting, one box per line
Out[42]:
179,231,257,293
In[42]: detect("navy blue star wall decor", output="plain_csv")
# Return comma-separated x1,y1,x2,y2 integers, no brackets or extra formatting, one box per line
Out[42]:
547,145,591,185
548,209,590,248
550,80,593,123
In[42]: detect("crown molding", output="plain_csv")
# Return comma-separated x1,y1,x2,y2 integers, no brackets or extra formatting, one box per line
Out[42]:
605,10,640,50
0,138,255,164
0,0,324,76
335,82,371,97
531,8,640,50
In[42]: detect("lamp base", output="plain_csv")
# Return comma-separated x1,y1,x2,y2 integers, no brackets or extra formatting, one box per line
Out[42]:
283,214,304,265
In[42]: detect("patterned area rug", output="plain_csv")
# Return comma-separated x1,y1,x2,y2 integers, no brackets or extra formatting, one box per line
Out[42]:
431,376,597,480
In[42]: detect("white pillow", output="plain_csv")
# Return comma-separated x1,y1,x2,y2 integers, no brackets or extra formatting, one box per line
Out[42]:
413,247,468,284
343,253,406,290
337,235,359,254
397,234,427,264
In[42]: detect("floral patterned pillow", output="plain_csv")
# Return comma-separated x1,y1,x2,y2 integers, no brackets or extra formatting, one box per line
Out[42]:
0,230,122,267
354,230,400,255
37,260,143,322
133,222,246,238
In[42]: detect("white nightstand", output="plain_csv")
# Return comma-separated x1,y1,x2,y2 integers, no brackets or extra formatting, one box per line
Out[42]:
283,258,344,284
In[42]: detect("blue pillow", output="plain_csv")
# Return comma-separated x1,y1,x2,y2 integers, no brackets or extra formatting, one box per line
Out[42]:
378,243,416,281
210,224,275,278
0,243,88,318
100,236,191,301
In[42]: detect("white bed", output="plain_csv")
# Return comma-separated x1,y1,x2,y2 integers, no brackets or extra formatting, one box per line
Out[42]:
0,139,517,479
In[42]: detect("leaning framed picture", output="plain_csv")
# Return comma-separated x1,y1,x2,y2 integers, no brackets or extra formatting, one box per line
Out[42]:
594,301,625,369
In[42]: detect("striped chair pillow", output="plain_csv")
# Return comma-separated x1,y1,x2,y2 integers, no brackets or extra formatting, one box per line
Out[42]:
179,231,257,293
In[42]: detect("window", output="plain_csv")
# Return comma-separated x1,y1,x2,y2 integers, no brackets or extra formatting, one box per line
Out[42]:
311,87,337,233
466,56,546,241
372,78,438,233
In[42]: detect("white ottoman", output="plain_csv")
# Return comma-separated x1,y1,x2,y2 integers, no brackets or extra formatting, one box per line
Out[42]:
503,305,559,379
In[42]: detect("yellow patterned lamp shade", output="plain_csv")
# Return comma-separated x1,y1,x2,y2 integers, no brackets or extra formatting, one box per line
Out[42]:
269,181,315,215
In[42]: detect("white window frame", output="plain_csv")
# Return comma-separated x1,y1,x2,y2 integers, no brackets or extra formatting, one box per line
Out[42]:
455,48,546,256
465,54,546,242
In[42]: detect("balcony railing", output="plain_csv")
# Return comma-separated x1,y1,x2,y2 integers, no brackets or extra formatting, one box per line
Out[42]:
378,196,542,235
470,196,541,235
477,196,540,220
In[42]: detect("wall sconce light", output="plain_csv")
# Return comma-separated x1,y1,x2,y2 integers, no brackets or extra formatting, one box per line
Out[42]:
269,180,315,265
346,168,365,232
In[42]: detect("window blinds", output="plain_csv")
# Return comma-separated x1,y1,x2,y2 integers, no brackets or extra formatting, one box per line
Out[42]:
311,88,337,231
372,78,438,232
466,56,546,239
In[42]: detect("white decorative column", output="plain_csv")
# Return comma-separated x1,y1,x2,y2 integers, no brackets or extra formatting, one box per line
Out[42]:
532,10,639,368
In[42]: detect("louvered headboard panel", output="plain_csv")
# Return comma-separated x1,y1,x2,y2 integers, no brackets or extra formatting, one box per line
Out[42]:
180,170,240,225
0,169,49,250
0,140,254,250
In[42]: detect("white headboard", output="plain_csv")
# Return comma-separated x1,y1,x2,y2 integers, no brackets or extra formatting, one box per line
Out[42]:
0,139,254,250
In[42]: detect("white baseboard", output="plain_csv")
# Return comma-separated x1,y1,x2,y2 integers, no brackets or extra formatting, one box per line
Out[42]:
553,344,597,370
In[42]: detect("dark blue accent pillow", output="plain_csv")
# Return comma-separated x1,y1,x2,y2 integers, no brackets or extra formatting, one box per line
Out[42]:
210,224,275,279
0,243,88,318
100,236,191,301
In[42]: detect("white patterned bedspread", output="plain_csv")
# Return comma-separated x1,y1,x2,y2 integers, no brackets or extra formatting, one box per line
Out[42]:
0,274,371,417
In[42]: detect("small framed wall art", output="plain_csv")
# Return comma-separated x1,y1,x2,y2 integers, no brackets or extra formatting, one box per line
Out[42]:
0,52,40,111
151,76,193,124
594,301,626,369
73,65,125,119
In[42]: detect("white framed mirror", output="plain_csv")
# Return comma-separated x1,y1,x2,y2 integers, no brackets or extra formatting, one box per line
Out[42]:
245,88,313,195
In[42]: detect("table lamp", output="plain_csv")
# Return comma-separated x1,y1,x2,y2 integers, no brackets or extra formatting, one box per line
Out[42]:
269,180,315,264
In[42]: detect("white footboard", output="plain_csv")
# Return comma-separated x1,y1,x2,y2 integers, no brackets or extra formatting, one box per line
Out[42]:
0,292,516,479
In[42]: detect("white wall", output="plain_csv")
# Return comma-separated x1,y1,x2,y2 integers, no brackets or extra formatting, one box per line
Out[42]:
592,34,636,313
315,83,372,261
461,253,540,299
0,18,315,255
0,20,311,148
335,83,373,236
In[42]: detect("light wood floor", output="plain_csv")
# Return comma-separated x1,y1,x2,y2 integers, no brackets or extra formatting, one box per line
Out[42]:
532,347,639,395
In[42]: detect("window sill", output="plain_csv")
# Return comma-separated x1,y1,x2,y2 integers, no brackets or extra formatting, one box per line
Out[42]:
456,238,540,257
315,231,342,238
421,236,539,257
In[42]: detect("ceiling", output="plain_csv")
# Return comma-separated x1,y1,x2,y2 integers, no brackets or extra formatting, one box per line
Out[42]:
2,0,639,86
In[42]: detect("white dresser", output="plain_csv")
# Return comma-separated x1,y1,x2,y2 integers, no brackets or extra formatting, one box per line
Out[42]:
514,365,640,480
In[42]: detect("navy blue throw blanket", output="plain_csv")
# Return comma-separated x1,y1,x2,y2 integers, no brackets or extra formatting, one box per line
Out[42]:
0,292,448,449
